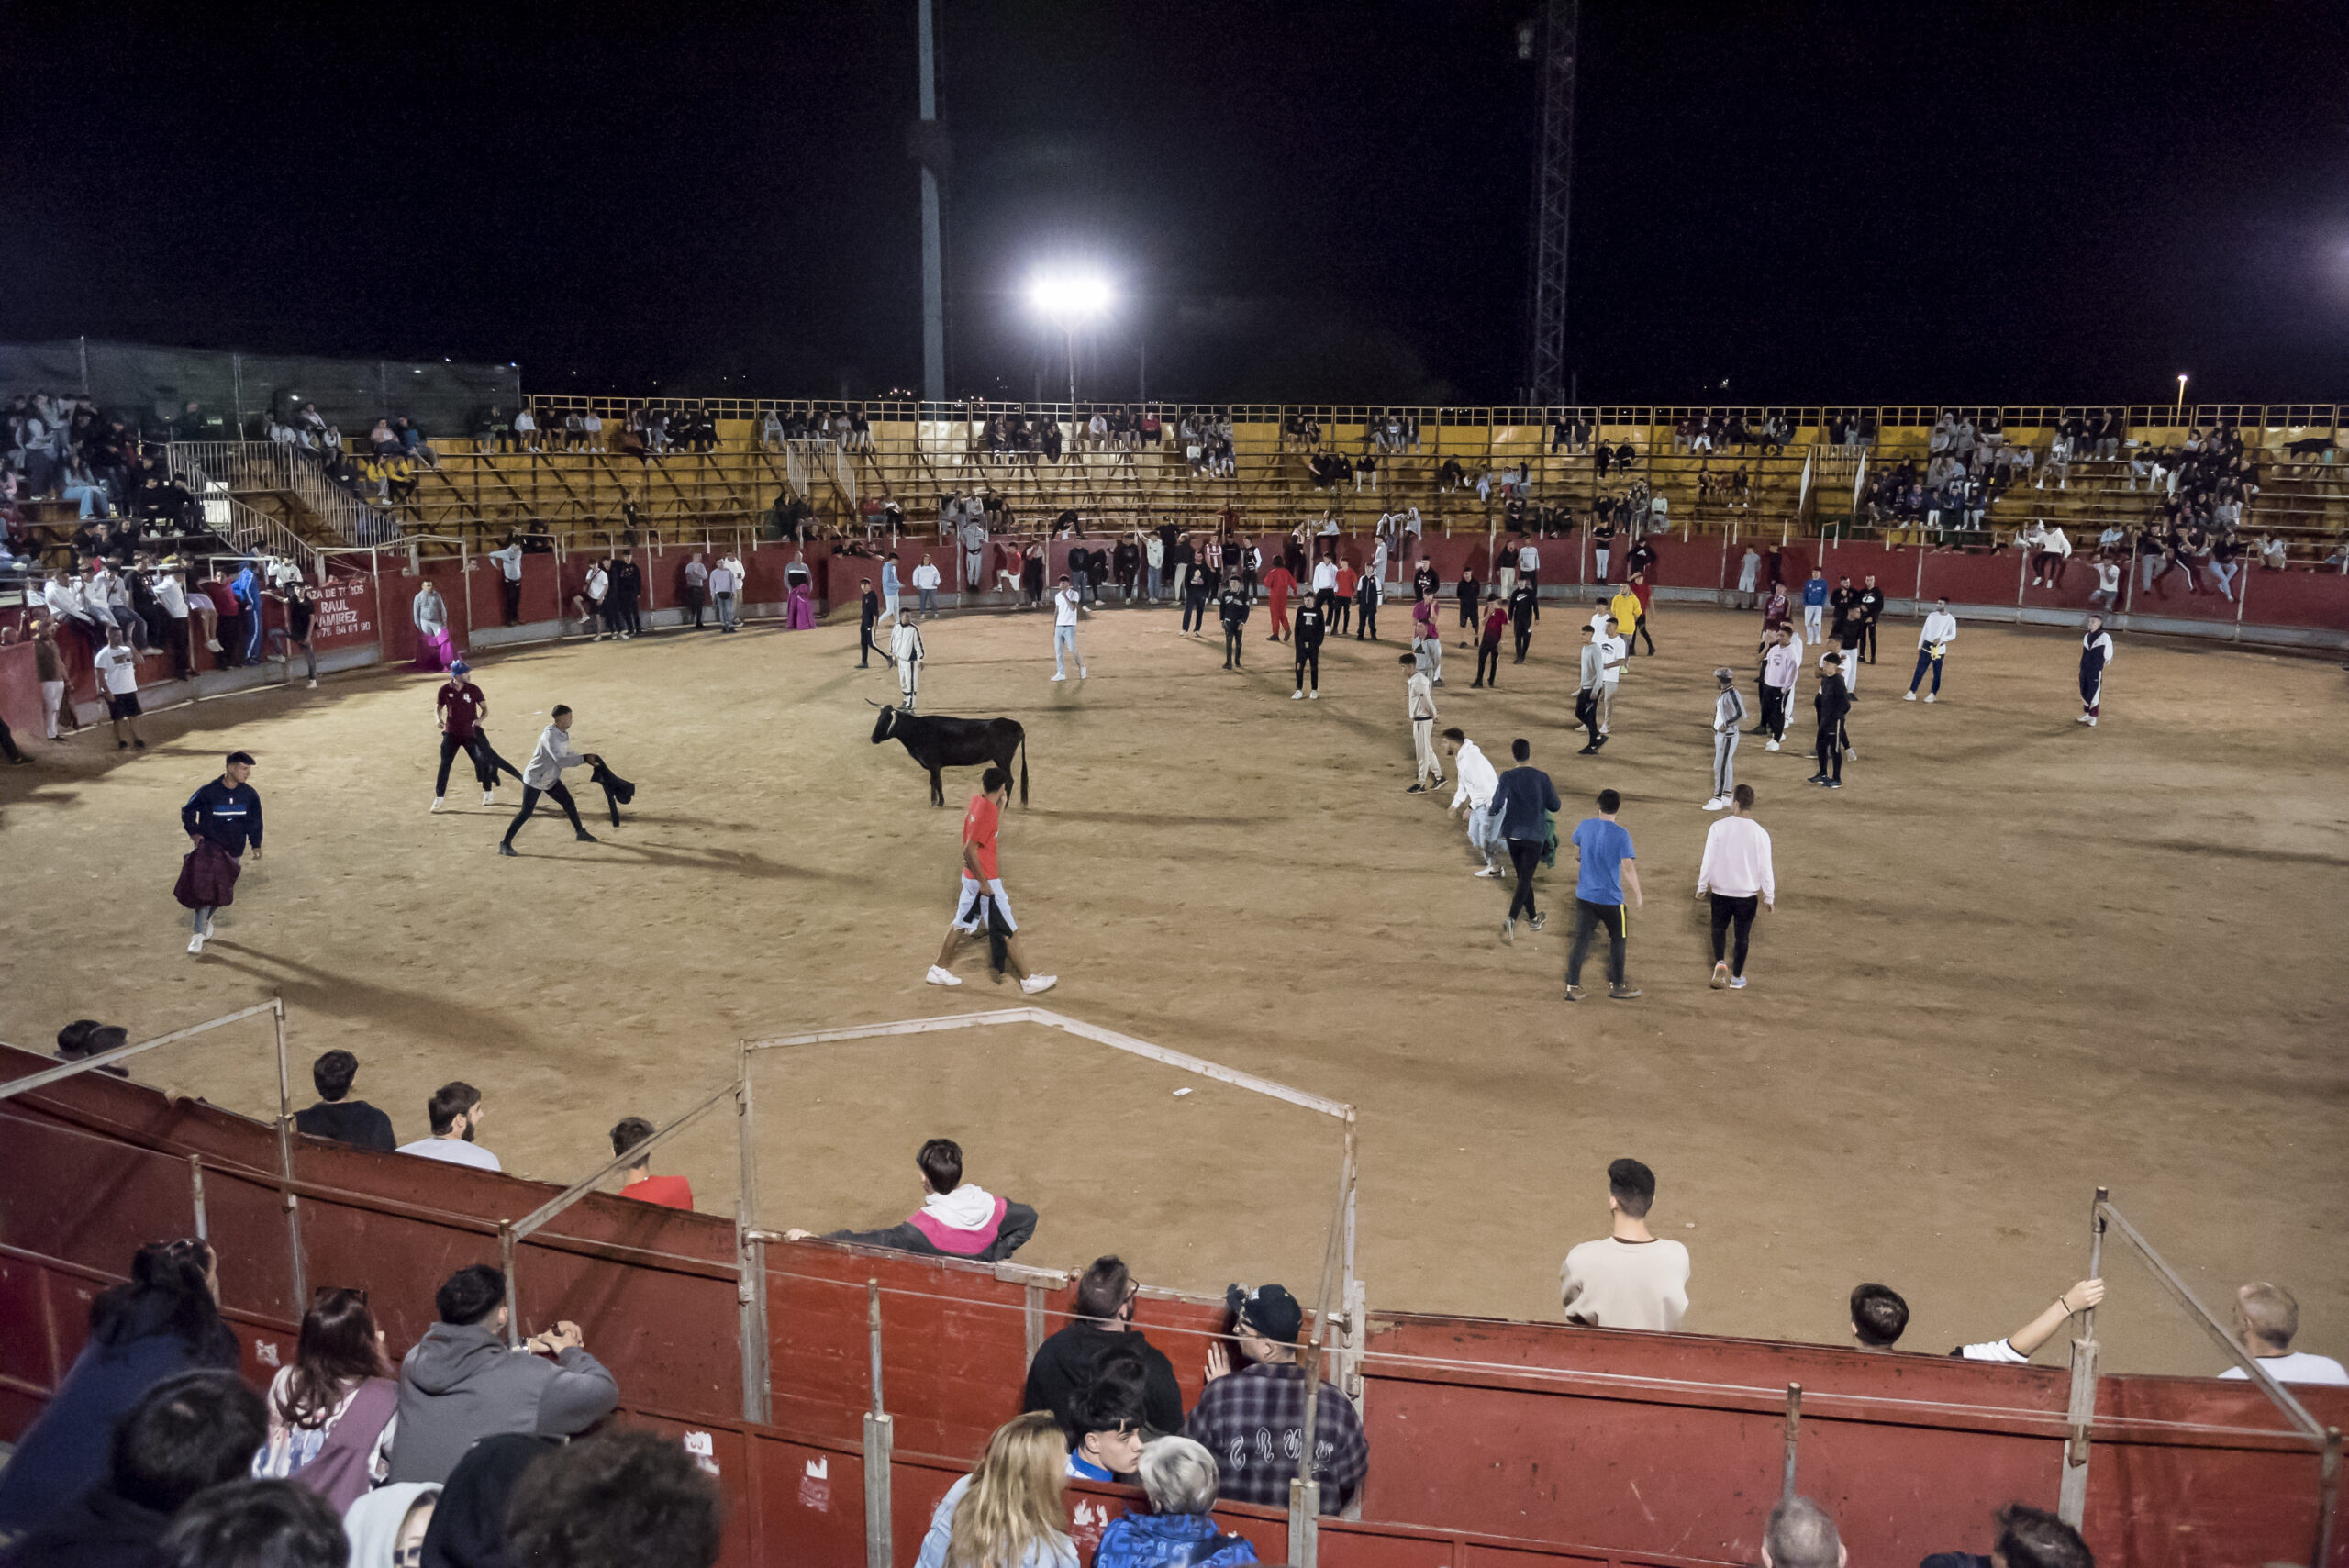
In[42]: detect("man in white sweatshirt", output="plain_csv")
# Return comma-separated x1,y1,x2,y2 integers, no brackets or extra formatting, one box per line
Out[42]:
890,613,926,712
1441,728,1503,875
498,705,600,854
1759,627,1802,752
1696,784,1774,988
1560,1158,1690,1331
1906,597,1958,702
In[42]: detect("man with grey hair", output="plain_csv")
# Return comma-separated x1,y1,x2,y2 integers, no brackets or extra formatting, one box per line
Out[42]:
2219,1282,2347,1385
1093,1436,1256,1568
1763,1496,1844,1568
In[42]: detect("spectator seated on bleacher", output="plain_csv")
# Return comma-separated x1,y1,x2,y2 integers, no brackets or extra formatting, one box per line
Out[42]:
293,1048,397,1151
387,1264,620,1485
784,1137,1038,1262
1094,1436,1260,1568
1181,1283,1367,1516
610,1115,696,1209
0,1370,267,1568
0,1239,240,1537
395,1080,502,1170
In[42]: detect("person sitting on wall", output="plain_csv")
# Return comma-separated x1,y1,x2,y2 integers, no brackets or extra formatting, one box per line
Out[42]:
293,1049,396,1151
780,1137,1038,1262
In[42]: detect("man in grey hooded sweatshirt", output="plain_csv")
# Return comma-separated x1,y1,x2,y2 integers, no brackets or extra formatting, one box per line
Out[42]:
387,1263,618,1484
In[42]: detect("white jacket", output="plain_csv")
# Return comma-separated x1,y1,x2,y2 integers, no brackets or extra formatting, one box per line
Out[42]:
1448,740,1498,810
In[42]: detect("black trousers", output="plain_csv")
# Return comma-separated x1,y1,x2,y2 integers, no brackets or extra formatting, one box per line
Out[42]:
1814,724,1842,781
0,714,22,763
1223,625,1244,667
1576,688,1601,747
500,578,522,626
438,732,523,795
1632,614,1655,654
860,619,877,665
504,781,584,843
682,586,705,628
1709,893,1759,974
1475,644,1501,685
1513,625,1531,662
1507,838,1543,920
611,596,641,636
1182,593,1208,631
1862,618,1878,662
1356,601,1377,639
1294,644,1319,691
1759,685,1787,740
1330,597,1351,633
1565,899,1628,986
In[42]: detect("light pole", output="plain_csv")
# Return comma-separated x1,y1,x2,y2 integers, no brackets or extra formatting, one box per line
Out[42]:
1028,271,1111,436
2175,373,2188,418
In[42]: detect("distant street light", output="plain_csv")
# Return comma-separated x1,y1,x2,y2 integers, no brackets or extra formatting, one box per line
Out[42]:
2176,373,2188,417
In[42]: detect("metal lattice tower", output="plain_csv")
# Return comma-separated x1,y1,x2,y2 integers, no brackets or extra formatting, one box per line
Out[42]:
1522,0,1578,406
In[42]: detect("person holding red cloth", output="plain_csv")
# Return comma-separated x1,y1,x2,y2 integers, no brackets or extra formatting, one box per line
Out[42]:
1473,602,1509,688
1262,560,1297,643
609,1117,695,1210
178,751,262,956
1628,572,1657,656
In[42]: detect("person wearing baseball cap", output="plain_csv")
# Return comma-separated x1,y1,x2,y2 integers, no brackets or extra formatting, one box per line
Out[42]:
1178,1284,1367,1514
432,658,517,813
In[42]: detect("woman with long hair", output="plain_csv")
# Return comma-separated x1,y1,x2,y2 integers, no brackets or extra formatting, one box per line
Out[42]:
914,1411,1076,1568
252,1285,400,1510
0,1238,239,1536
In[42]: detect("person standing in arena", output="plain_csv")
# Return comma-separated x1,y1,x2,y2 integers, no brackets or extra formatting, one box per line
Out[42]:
1809,653,1853,789
1800,565,1829,646
607,547,644,639
1052,573,1087,681
1704,668,1746,810
1262,555,1296,643
1182,554,1212,638
926,767,1056,994
879,554,902,627
1442,728,1505,877
857,577,880,669
92,624,145,751
1290,591,1325,700
1218,570,1251,670
1564,789,1642,1002
498,705,601,854
2076,614,2115,727
1509,573,1537,663
891,611,926,712
1354,560,1381,640
1696,784,1774,990
1905,597,1958,702
178,751,262,955
1758,627,1800,752
1472,600,1508,688
1857,574,1886,665
431,659,518,811
1493,738,1561,944
911,551,942,616
1403,652,1442,792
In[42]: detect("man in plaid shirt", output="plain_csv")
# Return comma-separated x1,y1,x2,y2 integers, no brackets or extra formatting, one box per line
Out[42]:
1181,1284,1368,1515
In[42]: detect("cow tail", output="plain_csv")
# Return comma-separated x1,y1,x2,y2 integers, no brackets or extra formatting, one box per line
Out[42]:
1019,732,1030,808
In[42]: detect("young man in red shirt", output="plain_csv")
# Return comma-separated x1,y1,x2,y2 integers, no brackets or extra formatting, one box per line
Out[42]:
1261,559,1297,643
926,767,1056,994
609,1116,694,1210
1331,562,1358,635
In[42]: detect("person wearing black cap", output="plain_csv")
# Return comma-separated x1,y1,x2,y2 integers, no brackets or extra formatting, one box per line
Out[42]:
177,751,262,956
1808,654,1852,790
1180,1283,1368,1515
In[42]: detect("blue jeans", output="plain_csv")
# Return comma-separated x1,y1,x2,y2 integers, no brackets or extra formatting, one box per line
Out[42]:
1053,624,1080,675
1909,649,1943,694
918,587,938,613
1146,564,1163,600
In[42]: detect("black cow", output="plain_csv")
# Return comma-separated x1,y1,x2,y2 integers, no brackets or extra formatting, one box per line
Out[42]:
870,704,1028,807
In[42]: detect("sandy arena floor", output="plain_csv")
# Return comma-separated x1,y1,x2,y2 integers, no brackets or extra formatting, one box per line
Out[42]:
5,597,2344,1375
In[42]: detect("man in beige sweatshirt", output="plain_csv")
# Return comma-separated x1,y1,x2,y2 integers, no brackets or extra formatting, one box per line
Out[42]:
1560,1157,1690,1331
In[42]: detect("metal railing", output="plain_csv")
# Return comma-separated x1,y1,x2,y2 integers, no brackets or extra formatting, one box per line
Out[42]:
168,440,403,548
160,448,316,569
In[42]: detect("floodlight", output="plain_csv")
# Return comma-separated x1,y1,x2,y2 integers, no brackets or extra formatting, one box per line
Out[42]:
1028,271,1113,324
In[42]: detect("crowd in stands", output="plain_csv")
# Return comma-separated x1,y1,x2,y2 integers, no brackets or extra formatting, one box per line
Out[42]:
1,397,234,575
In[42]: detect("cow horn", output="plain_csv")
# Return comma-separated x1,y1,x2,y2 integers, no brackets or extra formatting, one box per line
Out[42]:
863,698,881,707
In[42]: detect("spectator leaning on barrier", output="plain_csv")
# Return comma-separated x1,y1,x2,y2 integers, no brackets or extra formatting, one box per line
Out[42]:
1182,1283,1368,1515
251,1285,400,1511
1022,1255,1187,1437
292,1048,396,1151
611,1115,696,1210
0,1239,240,1538
1954,1278,2105,1363
2219,1282,2347,1385
1559,1158,1689,1331
1094,1436,1260,1568
914,1411,1078,1568
784,1137,1039,1262
387,1263,620,1485
1849,1283,1910,1350
1922,1502,2095,1568
0,1369,268,1568
395,1081,502,1171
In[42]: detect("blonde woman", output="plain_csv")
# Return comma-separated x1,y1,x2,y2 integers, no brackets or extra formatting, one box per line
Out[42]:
915,1410,1076,1568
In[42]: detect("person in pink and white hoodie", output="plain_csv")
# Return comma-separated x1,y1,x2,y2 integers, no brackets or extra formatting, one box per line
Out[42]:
782,1138,1037,1262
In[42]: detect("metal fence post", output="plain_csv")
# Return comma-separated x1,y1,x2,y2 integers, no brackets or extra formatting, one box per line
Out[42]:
1782,1383,1803,1503
189,1154,208,1242
2058,1186,2109,1528
2317,1426,2342,1568
735,1052,771,1425
271,996,306,1310
863,1279,894,1568
498,1222,520,1348
1287,1475,1320,1568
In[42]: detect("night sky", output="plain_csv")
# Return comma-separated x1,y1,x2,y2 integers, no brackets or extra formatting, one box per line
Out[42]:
4,1,2344,406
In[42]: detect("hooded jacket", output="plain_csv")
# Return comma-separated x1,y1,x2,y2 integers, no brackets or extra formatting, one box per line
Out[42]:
386,1322,618,1485
825,1183,1037,1262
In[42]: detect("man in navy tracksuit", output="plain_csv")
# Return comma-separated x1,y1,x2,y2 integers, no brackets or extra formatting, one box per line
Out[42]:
1491,738,1562,946
179,751,264,955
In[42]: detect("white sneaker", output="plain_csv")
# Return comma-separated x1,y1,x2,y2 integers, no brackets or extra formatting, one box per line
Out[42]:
925,964,963,987
306,679,318,689
1079,668,1087,679
2087,716,2097,727
1052,673,1067,682
1923,692,1936,703
1292,691,1304,700
431,797,444,813
1019,973,1058,995
206,638,223,652
1729,975,1749,989
1702,795,1728,810
1903,690,1918,701
482,789,495,806
186,930,206,955
1765,739,1780,752
1475,866,1503,877
1308,691,1319,700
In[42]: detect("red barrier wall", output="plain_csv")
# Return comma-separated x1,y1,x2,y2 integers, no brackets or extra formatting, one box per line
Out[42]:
2245,568,2349,630
4,1042,2341,1568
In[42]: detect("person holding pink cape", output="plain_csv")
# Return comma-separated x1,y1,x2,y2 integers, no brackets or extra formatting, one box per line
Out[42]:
785,558,817,629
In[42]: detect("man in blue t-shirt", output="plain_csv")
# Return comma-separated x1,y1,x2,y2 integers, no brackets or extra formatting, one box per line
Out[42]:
1800,567,1829,645
1564,789,1643,1002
